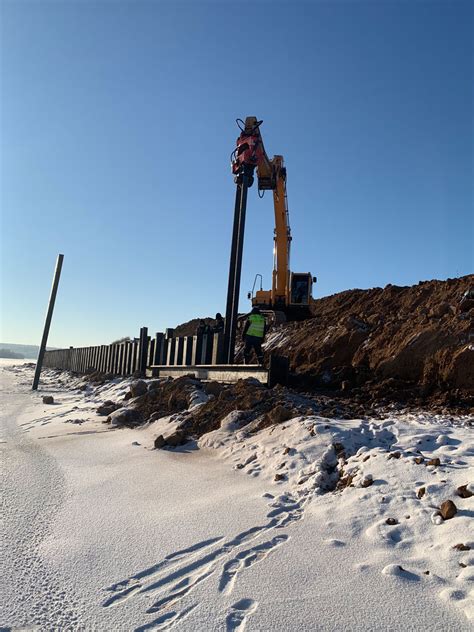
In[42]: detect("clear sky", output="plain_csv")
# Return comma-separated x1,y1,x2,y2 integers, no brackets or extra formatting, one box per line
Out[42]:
1,0,472,347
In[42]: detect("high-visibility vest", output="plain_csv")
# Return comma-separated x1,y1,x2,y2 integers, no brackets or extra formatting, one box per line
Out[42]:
247,314,265,338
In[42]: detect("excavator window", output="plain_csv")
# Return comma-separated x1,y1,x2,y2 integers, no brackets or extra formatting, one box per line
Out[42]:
290,274,310,305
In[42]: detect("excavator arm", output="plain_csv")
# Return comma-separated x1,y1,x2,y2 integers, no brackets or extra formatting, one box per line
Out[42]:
269,156,292,306
232,117,291,307
231,116,315,318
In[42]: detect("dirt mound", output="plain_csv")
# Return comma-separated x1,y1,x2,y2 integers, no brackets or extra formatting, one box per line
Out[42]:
189,379,273,436
173,317,213,337
126,377,282,435
131,376,201,420
265,275,474,403
127,376,411,439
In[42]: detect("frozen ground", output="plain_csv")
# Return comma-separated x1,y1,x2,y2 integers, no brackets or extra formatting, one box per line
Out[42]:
1,359,472,631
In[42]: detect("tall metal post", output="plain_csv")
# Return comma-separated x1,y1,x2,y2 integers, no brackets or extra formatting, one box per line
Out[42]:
223,164,252,364
138,327,149,376
32,254,64,390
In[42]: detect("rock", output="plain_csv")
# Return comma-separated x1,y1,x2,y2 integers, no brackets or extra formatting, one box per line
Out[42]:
107,407,142,427
130,380,148,397
218,389,233,401
453,543,471,551
203,381,224,397
426,458,441,467
97,400,120,416
147,380,161,392
268,405,294,424
361,475,373,488
414,456,424,464
333,442,346,459
336,473,354,490
148,412,163,423
282,446,290,455
42,395,54,404
417,486,426,499
388,451,401,459
439,500,457,520
456,485,473,499
274,473,285,482
154,435,166,449
385,518,398,525
165,431,186,447
429,302,450,319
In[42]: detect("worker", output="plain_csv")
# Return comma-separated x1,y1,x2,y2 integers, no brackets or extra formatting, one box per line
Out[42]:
242,307,266,364
213,313,225,333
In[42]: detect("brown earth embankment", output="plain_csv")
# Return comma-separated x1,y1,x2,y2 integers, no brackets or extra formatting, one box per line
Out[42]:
265,275,473,402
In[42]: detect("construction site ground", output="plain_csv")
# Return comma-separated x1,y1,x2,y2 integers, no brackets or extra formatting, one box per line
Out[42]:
172,275,474,427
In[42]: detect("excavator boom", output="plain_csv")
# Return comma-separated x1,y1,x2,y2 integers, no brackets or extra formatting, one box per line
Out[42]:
231,117,315,318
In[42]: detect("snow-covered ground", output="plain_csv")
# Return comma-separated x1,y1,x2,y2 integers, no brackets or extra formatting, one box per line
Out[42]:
1,359,472,631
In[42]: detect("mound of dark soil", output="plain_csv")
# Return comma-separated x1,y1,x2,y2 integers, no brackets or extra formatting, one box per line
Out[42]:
128,376,427,440
130,376,201,420
265,275,473,404
173,317,213,337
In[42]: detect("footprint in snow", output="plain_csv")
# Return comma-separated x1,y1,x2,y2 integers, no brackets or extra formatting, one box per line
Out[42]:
219,535,289,596
134,603,198,631
324,538,346,547
226,598,258,632
102,484,312,629
439,586,474,621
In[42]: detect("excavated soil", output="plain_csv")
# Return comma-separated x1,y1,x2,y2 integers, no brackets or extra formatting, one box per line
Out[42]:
113,370,473,440
127,376,198,421
264,275,473,407
173,317,214,337
119,376,405,436
99,275,473,436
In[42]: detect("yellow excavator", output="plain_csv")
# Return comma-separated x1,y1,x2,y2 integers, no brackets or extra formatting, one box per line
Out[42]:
231,117,316,322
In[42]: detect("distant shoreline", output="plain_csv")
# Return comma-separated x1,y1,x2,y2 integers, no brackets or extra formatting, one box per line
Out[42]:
0,349,26,359
0,343,40,360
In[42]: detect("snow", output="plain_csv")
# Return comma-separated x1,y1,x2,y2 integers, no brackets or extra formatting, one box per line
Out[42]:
1,359,473,630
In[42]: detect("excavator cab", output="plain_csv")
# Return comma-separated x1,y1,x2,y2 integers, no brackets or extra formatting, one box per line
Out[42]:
248,272,316,322
289,273,313,306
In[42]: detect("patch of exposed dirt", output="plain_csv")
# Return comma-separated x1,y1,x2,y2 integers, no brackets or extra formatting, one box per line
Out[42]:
123,375,444,438
264,275,474,408
130,376,201,420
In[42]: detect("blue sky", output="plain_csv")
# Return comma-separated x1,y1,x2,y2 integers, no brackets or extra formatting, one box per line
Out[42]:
1,0,472,347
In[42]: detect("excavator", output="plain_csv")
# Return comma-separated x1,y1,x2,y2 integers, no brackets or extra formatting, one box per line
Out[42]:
231,116,316,322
